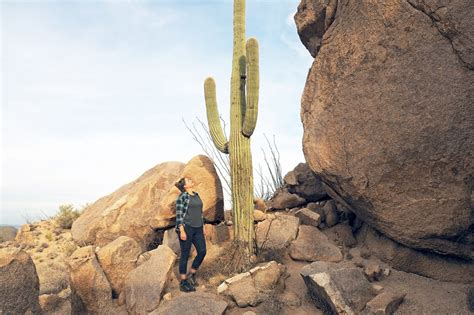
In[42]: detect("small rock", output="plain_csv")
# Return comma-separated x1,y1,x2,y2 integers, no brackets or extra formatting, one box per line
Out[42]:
279,291,301,307
295,208,321,226
118,291,126,306
364,264,384,282
322,223,357,247
383,268,391,277
372,284,384,295
253,209,267,222
242,312,257,315
163,292,172,301
365,291,406,315
267,188,307,210
322,200,339,227
254,198,267,211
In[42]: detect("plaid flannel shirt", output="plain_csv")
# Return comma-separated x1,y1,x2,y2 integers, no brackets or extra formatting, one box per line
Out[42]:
175,191,201,232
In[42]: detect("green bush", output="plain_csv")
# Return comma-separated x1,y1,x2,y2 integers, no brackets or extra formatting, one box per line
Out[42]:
55,204,81,229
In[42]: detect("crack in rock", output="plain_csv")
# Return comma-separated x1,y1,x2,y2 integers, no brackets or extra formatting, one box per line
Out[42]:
406,0,474,70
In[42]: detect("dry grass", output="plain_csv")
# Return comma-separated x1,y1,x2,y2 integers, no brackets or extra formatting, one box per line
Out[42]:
197,241,240,282
255,246,287,265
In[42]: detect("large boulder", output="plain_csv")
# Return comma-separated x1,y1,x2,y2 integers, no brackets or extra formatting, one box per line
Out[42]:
289,225,343,262
161,154,225,223
71,155,224,248
123,245,176,315
0,248,42,314
296,0,474,260
68,246,114,314
71,161,185,248
256,213,300,250
96,236,142,296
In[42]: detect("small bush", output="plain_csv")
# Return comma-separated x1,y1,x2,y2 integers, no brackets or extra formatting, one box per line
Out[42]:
45,232,53,242
55,204,81,229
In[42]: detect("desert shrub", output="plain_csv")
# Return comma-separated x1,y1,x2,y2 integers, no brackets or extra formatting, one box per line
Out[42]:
45,232,53,242
55,204,81,229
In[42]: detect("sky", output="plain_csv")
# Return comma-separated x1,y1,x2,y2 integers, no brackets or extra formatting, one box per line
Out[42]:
1,0,313,226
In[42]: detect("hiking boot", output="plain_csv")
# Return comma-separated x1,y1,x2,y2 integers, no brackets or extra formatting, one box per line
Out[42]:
187,272,198,287
179,279,195,292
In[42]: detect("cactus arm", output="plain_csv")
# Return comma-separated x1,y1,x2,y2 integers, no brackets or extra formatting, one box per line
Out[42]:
242,37,259,137
204,77,229,154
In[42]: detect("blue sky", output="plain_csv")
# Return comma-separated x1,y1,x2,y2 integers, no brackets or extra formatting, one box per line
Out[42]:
1,0,313,225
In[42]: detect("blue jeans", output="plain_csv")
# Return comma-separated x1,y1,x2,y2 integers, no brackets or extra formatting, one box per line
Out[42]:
178,225,207,275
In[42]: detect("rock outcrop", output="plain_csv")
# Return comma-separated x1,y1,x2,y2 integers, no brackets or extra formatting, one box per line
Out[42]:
0,248,42,314
72,155,224,248
296,0,474,261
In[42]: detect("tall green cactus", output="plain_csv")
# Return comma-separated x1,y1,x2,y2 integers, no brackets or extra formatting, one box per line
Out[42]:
204,0,259,260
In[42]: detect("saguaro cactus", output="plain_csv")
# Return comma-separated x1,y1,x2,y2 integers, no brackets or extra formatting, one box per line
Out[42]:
204,0,259,261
